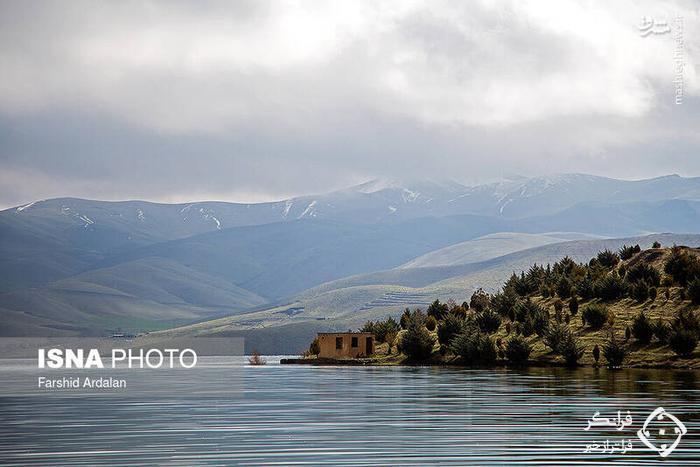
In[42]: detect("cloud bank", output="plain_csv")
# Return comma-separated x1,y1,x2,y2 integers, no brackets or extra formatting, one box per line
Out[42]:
0,0,698,207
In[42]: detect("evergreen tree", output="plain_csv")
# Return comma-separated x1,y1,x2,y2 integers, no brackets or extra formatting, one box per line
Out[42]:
568,295,579,315
437,312,465,347
597,249,620,268
505,335,531,365
397,310,436,361
632,312,654,344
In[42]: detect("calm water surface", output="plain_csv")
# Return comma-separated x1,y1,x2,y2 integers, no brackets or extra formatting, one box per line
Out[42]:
1,357,699,465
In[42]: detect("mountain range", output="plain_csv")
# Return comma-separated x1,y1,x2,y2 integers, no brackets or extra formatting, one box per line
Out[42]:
2,173,700,350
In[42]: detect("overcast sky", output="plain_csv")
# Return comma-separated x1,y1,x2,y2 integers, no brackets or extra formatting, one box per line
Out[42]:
0,0,698,208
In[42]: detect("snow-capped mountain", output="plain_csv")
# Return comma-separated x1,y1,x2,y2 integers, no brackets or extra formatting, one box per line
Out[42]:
5,175,700,244
444,174,700,218
2,173,700,340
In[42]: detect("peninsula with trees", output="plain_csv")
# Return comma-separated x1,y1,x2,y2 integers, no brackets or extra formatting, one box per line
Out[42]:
297,243,700,369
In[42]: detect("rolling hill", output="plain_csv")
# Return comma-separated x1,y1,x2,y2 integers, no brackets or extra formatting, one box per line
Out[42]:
399,232,601,268
155,233,700,353
0,215,514,335
3,174,700,342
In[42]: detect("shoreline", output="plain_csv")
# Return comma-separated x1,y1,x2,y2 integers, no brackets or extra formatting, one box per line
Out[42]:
280,356,700,370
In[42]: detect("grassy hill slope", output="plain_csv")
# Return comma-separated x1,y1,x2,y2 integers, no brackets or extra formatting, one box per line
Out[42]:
159,234,700,354
400,232,602,268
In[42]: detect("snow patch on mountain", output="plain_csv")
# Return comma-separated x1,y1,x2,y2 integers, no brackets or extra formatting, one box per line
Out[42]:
283,200,293,217
198,207,222,229
16,200,42,212
298,200,317,218
79,215,94,227
498,199,513,215
401,188,420,203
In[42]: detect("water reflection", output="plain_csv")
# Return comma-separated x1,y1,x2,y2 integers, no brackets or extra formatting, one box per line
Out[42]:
0,359,698,465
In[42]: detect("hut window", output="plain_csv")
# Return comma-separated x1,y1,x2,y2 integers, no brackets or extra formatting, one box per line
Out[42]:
351,336,358,348
335,337,343,349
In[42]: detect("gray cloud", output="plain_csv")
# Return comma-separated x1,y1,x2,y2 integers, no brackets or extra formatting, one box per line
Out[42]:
0,0,699,207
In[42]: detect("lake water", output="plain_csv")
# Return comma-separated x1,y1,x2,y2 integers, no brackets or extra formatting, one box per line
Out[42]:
1,357,699,465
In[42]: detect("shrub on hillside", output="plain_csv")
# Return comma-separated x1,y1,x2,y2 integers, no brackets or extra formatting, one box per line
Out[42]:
553,256,577,277
400,309,411,329
674,308,700,334
653,319,671,344
582,303,609,329
381,317,401,341
528,306,550,337
450,329,496,365
397,310,436,361
688,277,700,305
631,312,654,344
520,318,535,337
437,312,465,347
626,263,661,287
667,309,700,358
450,306,469,319
577,275,595,300
427,299,449,321
603,333,627,368
425,315,437,332
514,299,549,331
469,288,491,312
597,249,620,268
569,295,579,315
652,241,662,249
560,333,585,366
664,246,700,286
361,317,400,343
557,276,572,298
595,273,626,301
491,288,520,318
619,244,641,260
669,329,698,358
543,322,568,353
631,280,650,303
505,334,531,365
475,309,501,334
505,272,528,297
554,299,564,314
554,307,563,324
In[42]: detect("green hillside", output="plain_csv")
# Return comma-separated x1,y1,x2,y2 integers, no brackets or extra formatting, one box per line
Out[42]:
157,233,700,354
0,257,266,336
